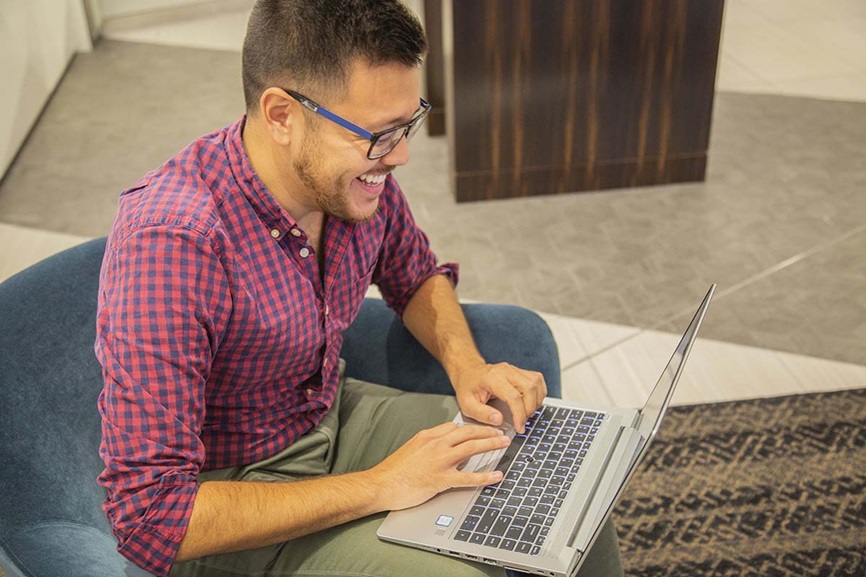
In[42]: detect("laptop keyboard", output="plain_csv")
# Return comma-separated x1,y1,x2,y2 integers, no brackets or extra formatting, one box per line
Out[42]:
453,406,605,555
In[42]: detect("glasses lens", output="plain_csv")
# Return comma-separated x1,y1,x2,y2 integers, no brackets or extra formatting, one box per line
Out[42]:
406,118,425,142
369,128,406,159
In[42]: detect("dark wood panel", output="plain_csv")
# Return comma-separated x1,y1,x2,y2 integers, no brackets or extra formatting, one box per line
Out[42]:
423,0,445,136
444,0,725,202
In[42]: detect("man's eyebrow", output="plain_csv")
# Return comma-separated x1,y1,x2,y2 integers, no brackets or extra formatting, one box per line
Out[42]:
372,106,421,132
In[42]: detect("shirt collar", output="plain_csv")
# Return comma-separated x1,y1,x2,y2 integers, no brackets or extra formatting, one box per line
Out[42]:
224,115,300,237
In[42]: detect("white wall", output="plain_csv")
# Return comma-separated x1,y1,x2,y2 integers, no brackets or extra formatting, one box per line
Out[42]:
0,0,92,179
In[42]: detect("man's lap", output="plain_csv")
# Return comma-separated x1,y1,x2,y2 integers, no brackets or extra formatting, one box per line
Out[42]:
171,379,622,577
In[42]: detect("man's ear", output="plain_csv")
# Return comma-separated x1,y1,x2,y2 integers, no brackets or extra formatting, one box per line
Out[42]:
259,88,299,146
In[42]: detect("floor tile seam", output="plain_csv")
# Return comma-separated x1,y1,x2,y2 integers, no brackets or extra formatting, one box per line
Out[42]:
641,222,866,340
718,50,782,87
100,0,254,35
99,36,243,55
713,89,866,107
558,320,866,375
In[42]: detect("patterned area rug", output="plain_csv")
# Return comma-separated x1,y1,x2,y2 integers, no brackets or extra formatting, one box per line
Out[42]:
614,388,866,577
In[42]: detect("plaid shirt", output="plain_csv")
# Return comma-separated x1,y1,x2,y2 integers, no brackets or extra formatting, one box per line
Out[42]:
95,117,457,577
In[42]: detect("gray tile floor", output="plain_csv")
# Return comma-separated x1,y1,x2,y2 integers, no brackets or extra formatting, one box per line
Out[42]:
1,30,864,370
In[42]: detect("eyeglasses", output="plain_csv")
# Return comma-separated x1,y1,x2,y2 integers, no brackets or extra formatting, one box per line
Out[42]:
282,88,431,160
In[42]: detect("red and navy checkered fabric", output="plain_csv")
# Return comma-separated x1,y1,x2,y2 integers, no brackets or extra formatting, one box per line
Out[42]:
95,117,457,576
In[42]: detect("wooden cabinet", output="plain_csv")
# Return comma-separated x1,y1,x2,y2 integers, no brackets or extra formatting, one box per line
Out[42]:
425,0,725,202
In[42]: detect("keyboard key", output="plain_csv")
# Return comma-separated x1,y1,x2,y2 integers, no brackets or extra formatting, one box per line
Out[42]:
500,539,517,551
470,532,486,545
491,516,512,537
455,530,471,541
522,524,542,543
484,535,502,548
478,509,499,533
505,525,524,540
461,515,480,531
531,513,546,525
516,542,533,554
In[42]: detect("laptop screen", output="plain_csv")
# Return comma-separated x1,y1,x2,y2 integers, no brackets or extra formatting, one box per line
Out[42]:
572,285,714,560
636,285,714,440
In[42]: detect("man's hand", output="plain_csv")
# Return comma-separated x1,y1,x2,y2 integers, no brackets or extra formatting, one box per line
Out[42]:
452,363,547,434
370,422,510,511
400,274,548,433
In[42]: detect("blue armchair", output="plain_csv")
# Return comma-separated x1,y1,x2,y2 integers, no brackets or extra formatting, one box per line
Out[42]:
0,237,561,577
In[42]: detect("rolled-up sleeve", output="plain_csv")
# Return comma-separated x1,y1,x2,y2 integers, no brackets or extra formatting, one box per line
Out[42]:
96,224,231,577
372,180,459,317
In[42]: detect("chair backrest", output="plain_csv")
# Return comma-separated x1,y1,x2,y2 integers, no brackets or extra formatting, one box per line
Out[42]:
0,239,115,541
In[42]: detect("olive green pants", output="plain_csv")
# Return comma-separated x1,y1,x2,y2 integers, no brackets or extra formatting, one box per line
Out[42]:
171,378,624,577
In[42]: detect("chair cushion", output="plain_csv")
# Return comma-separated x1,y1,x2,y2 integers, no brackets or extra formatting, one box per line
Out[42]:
0,522,151,577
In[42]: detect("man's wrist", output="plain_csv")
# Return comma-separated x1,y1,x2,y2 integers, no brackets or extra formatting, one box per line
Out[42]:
444,351,487,394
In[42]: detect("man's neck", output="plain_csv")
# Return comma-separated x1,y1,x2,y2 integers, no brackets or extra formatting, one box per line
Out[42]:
242,116,320,228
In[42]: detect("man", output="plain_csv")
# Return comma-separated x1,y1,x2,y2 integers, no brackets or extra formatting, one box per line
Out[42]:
96,1,623,576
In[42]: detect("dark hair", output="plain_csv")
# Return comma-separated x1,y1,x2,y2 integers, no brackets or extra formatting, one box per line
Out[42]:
242,0,427,112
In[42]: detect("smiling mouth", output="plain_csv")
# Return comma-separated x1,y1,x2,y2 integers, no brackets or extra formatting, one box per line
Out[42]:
357,172,388,186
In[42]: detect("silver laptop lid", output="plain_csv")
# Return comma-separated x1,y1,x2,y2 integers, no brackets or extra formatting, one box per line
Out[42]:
571,284,714,563
636,284,715,440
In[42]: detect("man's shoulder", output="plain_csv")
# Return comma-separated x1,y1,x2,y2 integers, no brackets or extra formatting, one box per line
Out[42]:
113,127,237,239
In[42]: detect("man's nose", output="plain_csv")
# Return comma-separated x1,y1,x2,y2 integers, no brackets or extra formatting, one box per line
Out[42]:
380,134,410,167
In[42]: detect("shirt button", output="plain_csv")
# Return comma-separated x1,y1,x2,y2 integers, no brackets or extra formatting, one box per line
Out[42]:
305,388,314,397
324,304,330,316
290,228,302,237
270,229,281,239
299,247,310,258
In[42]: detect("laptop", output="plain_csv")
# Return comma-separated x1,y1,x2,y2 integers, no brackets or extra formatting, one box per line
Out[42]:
378,285,715,577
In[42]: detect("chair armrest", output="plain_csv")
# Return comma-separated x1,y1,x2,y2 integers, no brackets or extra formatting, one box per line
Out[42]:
341,298,561,397
0,522,153,577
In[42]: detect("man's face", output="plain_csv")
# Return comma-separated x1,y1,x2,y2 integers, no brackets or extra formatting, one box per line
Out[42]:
292,60,421,223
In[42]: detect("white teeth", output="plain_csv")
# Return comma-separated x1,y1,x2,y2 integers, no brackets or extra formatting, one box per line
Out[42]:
358,173,386,185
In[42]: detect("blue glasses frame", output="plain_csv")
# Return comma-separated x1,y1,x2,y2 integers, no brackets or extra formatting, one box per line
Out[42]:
283,88,431,160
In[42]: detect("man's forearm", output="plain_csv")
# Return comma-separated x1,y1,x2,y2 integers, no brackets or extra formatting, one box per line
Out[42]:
401,274,485,381
401,274,547,432
176,470,382,562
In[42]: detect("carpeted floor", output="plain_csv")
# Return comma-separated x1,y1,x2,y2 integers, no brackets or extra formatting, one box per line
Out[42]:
614,388,866,577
